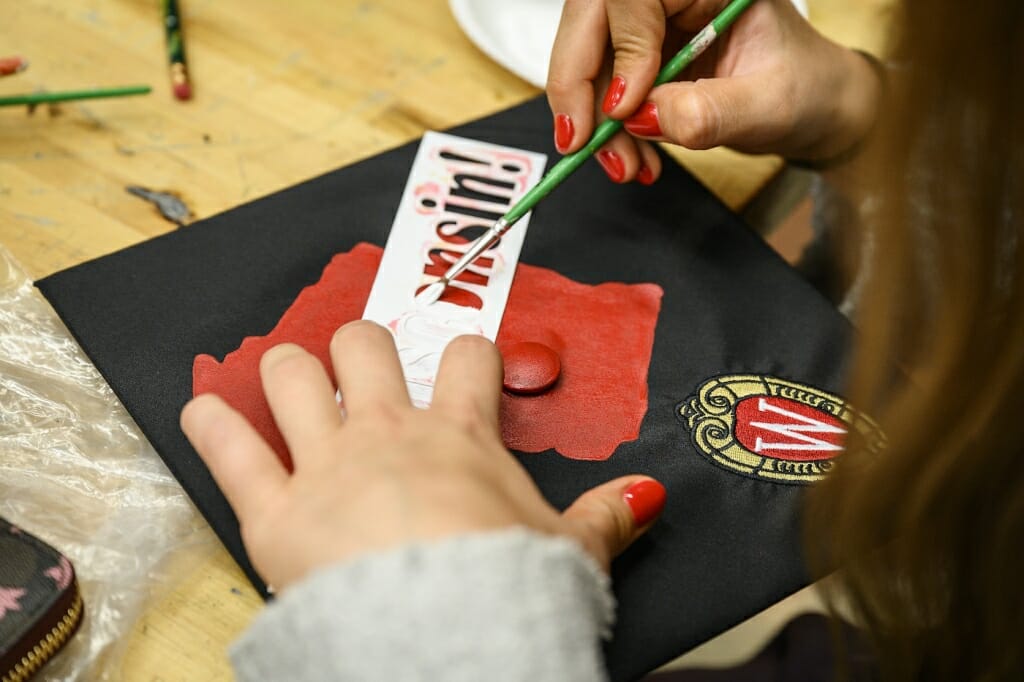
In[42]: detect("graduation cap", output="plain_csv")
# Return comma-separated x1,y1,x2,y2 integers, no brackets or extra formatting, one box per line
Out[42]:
37,96,869,680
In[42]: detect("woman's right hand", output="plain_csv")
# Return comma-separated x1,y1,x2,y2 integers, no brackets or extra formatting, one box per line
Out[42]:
546,0,882,184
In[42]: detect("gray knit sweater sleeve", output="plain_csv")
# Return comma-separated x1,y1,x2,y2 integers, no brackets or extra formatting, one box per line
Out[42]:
230,529,616,681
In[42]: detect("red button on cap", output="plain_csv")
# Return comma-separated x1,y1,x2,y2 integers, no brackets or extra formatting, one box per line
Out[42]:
502,342,561,395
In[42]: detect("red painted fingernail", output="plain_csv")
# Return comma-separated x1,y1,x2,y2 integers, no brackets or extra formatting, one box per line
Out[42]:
623,480,666,527
601,75,627,114
597,150,625,183
636,165,656,186
624,101,662,138
554,113,574,153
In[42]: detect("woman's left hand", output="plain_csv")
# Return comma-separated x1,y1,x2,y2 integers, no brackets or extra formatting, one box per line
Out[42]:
181,320,666,591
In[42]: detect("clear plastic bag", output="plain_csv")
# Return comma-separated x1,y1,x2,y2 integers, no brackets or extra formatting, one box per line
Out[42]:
0,244,217,680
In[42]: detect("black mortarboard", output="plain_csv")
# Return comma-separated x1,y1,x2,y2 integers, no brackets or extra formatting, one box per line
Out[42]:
37,96,858,680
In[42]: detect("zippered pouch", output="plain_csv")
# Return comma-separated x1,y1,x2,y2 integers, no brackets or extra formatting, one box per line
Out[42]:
0,518,83,682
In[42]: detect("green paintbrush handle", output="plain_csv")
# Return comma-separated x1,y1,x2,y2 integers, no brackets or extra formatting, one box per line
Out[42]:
0,85,152,107
503,117,623,224
502,0,757,226
657,0,757,87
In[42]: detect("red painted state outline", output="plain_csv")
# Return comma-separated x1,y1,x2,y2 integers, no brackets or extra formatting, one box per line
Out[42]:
193,242,662,467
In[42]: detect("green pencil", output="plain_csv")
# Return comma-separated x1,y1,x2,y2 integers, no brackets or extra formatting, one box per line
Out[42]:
0,85,152,108
164,0,193,100
417,0,758,305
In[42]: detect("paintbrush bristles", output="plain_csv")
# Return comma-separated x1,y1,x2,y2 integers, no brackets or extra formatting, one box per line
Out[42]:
415,281,447,307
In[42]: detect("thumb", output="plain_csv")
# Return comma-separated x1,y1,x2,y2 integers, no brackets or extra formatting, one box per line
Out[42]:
625,75,794,152
561,476,667,572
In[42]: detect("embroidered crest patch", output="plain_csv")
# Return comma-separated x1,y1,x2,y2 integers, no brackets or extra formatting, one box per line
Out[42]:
678,374,885,484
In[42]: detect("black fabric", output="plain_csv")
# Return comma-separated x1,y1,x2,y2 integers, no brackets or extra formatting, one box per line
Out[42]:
37,95,850,681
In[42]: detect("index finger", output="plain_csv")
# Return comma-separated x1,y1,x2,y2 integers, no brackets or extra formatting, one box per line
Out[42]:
546,0,609,153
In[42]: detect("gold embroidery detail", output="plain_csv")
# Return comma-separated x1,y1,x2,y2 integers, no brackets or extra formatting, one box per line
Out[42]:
678,374,886,484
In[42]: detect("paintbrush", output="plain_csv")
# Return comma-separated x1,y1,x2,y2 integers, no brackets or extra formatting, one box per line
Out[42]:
415,0,758,306
0,85,152,108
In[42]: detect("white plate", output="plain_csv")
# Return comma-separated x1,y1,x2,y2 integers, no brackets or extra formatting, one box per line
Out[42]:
449,0,809,89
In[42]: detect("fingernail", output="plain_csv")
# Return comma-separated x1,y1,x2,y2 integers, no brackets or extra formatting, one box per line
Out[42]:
623,480,666,527
554,113,574,153
597,150,625,183
601,75,627,114
624,101,662,138
636,165,656,186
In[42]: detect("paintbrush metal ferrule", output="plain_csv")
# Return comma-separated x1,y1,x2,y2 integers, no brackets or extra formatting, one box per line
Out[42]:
415,217,512,305
444,217,511,277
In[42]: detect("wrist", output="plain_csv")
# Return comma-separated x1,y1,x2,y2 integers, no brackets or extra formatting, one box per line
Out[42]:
791,47,885,169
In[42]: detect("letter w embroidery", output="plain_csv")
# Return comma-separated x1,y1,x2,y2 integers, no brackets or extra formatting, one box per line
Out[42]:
749,398,846,453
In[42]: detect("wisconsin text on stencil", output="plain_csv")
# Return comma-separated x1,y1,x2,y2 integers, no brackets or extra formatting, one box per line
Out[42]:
414,146,534,309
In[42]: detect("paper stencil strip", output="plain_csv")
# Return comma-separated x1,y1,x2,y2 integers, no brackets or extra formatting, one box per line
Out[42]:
362,132,547,406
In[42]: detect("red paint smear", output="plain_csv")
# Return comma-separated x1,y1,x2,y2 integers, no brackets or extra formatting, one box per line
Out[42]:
497,266,661,459
193,244,378,470
734,396,846,462
193,242,662,466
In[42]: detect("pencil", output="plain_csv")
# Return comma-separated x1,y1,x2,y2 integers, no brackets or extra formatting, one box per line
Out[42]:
164,0,192,100
416,0,758,306
0,86,152,108
0,56,28,77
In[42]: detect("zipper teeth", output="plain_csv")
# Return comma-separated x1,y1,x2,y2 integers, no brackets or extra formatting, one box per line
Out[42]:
2,590,84,682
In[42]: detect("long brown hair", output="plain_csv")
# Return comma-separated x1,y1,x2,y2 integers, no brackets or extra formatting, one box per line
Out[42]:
806,1,1024,679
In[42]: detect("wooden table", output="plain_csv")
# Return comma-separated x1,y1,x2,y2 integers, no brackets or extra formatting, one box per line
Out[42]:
0,1,892,678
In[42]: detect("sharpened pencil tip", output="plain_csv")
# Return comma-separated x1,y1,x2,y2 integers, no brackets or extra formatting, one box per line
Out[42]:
415,281,446,307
